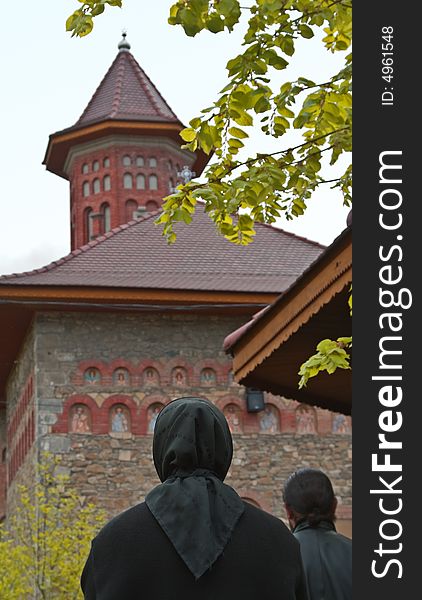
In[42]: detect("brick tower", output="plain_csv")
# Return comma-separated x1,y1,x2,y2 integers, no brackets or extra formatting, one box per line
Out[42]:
43,34,207,250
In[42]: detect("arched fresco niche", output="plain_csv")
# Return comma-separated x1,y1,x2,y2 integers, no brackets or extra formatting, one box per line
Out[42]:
296,405,317,434
224,404,243,433
332,413,351,434
171,367,188,387
69,404,92,433
147,403,164,433
143,367,160,387
259,404,280,433
84,367,101,385
200,368,216,386
113,368,130,386
109,404,131,433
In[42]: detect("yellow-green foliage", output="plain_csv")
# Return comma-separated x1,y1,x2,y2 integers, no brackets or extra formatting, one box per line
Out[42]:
0,454,105,600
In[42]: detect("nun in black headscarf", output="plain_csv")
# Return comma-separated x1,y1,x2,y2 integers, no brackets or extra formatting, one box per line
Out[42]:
81,397,308,600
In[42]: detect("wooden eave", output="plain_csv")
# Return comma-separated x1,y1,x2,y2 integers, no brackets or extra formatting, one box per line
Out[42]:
43,120,209,179
229,228,352,414
0,285,276,307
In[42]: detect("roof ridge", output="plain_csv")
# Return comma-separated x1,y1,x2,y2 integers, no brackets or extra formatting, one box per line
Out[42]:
110,53,126,118
254,220,326,249
0,211,161,281
75,53,121,126
128,53,180,121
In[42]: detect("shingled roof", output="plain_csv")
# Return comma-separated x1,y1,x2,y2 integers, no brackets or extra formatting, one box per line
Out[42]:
0,208,324,293
74,39,181,129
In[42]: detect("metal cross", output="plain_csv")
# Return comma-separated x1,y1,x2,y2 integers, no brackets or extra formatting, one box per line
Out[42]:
177,165,196,184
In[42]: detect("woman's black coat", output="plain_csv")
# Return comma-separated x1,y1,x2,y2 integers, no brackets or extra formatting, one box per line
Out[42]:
81,500,308,600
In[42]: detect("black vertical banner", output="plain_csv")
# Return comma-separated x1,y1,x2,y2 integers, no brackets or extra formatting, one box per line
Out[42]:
354,2,419,597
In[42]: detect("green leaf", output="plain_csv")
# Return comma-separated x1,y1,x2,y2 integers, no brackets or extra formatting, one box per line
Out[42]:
228,126,249,139
299,24,314,39
180,128,197,142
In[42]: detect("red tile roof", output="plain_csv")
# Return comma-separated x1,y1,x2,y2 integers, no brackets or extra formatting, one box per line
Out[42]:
0,208,324,293
73,48,181,129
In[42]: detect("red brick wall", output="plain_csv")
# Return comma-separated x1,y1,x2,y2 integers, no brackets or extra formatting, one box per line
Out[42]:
69,139,196,249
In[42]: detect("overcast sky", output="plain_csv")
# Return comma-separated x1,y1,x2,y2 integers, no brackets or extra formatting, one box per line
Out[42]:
0,1,350,276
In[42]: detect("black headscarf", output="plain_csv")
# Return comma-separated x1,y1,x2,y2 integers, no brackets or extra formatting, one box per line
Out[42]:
145,397,244,579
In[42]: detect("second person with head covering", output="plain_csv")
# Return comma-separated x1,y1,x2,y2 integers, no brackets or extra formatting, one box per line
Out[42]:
81,396,309,600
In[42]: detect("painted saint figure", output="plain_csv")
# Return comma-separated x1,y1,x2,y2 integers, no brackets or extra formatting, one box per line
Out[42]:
111,406,129,433
200,368,216,386
259,405,279,433
113,368,129,386
84,368,101,384
147,404,163,433
71,405,91,433
296,406,316,434
332,414,350,434
224,404,242,433
172,368,187,386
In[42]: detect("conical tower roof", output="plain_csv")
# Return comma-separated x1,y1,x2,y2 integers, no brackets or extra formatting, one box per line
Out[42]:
75,34,181,127
43,35,208,179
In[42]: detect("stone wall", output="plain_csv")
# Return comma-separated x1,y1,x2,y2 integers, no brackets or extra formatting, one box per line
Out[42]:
52,431,352,522
5,310,352,535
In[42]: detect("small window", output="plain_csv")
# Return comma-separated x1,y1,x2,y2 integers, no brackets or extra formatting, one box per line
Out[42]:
84,207,93,243
93,160,99,172
101,203,111,233
103,157,110,168
168,160,173,171
149,175,158,190
122,155,131,166
82,163,89,174
136,156,144,167
125,199,138,222
136,174,145,190
93,178,101,194
123,173,133,189
103,175,111,191
82,181,90,197
146,200,159,212
149,157,157,168
168,178,174,193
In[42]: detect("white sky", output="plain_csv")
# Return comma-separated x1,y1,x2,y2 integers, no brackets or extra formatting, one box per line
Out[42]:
0,1,350,275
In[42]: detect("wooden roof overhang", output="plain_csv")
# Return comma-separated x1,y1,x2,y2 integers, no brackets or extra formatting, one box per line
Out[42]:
43,120,209,180
226,228,352,415
0,285,277,402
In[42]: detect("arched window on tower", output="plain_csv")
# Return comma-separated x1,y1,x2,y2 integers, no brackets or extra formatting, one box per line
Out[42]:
103,175,111,191
92,160,99,172
136,174,145,190
149,157,157,168
93,178,100,194
168,159,173,171
123,173,133,189
103,157,110,168
136,156,144,167
82,181,90,197
168,178,174,193
84,207,93,243
122,155,131,166
101,202,111,233
82,163,89,174
126,199,138,222
149,175,158,190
